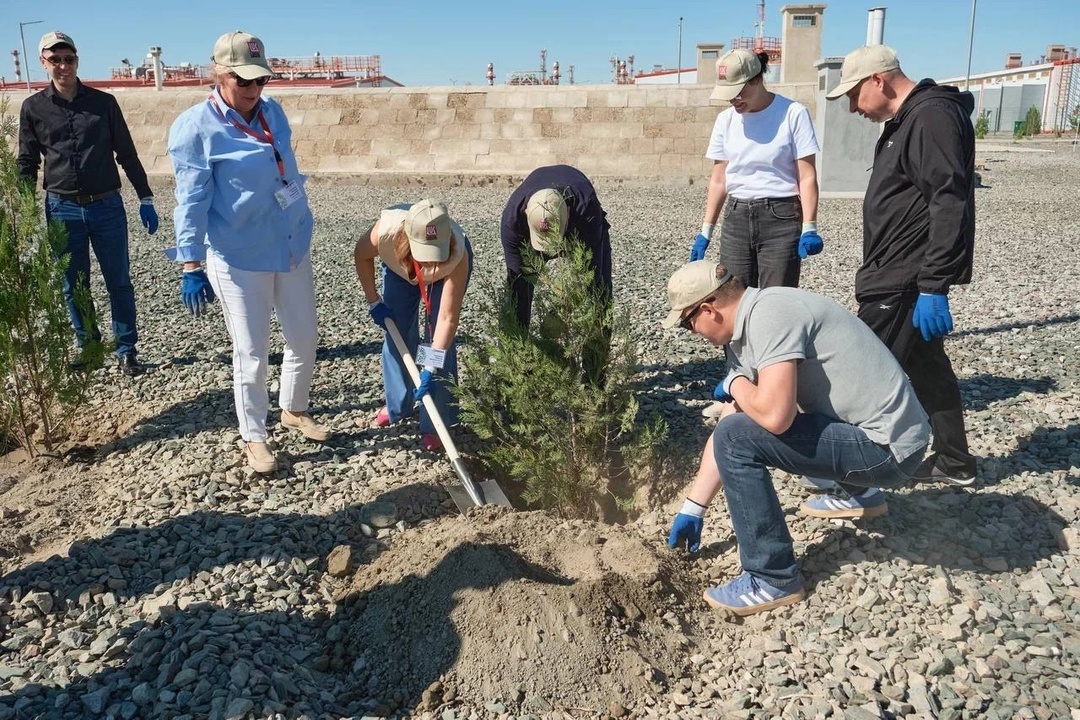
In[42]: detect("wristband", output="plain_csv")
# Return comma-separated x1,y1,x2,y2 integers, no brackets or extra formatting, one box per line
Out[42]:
801,221,818,233
680,498,707,518
140,197,155,206
368,297,383,309
701,223,715,238
423,365,436,374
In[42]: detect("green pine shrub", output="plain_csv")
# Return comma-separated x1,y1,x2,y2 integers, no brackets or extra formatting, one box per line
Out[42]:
0,98,100,455
456,228,666,520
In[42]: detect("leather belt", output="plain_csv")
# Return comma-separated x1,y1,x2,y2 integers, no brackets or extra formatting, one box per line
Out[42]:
49,189,120,205
730,196,799,207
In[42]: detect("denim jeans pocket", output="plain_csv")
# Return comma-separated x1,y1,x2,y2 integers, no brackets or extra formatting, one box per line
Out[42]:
768,200,801,222
722,199,737,219
842,450,906,489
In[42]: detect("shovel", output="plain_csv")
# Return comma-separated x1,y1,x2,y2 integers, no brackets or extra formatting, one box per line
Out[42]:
384,318,512,512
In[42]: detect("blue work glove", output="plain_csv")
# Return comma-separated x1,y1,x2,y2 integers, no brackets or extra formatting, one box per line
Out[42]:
713,369,748,403
798,230,823,259
689,233,710,262
912,293,954,342
180,269,215,316
413,368,435,401
667,499,706,553
139,199,159,235
368,300,392,330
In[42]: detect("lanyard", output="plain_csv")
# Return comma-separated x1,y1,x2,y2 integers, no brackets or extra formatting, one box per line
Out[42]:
208,94,286,180
412,259,434,339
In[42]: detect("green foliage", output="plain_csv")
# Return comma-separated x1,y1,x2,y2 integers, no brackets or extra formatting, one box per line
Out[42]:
0,97,100,455
974,111,989,140
1069,104,1080,132
456,223,666,519
1024,106,1042,137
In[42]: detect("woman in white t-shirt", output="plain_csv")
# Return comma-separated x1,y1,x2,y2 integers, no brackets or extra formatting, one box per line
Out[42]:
688,49,823,289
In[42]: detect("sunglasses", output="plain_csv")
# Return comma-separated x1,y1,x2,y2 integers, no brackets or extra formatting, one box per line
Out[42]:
43,55,78,66
679,296,713,331
231,73,270,87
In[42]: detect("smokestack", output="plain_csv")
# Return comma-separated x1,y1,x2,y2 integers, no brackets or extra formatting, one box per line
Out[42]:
866,7,887,46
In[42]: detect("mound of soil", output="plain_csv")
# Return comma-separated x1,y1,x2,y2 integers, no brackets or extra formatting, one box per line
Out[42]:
336,507,707,714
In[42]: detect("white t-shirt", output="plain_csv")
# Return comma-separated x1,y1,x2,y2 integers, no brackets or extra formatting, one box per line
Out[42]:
705,95,820,200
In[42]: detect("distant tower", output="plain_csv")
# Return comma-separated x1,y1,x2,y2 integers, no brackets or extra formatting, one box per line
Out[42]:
486,62,494,86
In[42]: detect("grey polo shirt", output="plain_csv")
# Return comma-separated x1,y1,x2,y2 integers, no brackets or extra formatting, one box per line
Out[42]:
726,287,930,462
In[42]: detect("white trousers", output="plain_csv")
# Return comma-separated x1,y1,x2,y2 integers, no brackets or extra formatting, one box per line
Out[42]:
206,253,319,442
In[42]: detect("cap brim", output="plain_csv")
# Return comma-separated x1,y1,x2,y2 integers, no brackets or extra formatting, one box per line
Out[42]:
40,41,76,54
528,229,556,253
409,241,448,263
825,78,860,100
661,307,686,330
710,83,745,102
231,63,273,80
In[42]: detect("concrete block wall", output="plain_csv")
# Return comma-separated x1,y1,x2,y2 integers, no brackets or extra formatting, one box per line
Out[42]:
6,82,818,185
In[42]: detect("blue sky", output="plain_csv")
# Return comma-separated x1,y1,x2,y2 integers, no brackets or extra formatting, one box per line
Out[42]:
5,0,1077,87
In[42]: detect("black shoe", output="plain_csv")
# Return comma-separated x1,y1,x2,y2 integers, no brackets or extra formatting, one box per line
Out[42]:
69,351,104,373
912,453,976,487
118,353,143,377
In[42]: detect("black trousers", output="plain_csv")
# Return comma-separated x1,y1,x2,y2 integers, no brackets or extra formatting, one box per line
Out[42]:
858,291,975,475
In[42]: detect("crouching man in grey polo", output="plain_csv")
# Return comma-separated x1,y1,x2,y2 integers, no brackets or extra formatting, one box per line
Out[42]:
663,261,929,616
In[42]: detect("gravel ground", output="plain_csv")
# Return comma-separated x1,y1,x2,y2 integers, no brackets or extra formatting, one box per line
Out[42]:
1,146,1078,720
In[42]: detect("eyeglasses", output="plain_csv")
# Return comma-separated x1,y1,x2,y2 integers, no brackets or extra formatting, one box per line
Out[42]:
43,55,78,66
230,73,270,87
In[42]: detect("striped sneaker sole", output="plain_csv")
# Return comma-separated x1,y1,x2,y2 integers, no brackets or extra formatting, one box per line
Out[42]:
702,586,806,616
800,497,888,519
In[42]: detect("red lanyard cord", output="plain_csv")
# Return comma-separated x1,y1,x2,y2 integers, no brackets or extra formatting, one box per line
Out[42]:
412,259,435,340
208,94,286,180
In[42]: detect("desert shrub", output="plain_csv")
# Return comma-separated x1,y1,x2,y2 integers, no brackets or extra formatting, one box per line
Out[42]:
0,98,100,454
457,228,666,519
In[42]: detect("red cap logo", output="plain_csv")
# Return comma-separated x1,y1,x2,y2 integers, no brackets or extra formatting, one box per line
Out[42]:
247,40,261,57
717,64,728,80
537,219,551,232
425,224,438,239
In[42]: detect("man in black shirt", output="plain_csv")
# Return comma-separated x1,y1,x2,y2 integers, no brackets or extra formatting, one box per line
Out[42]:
827,45,977,486
18,30,159,376
499,165,612,330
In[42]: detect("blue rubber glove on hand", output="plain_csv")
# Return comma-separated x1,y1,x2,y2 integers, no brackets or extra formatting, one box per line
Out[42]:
139,200,159,235
798,230,823,259
368,300,392,330
713,370,748,403
913,293,954,342
689,233,710,262
668,499,706,553
180,270,215,316
413,368,435,401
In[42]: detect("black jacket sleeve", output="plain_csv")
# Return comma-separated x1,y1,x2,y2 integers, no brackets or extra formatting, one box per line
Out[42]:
904,102,975,294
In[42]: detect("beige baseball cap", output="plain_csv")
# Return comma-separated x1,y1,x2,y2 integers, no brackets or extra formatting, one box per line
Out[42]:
826,45,900,99
710,49,762,102
39,31,77,55
212,31,273,80
405,199,452,262
525,189,568,253
662,261,733,329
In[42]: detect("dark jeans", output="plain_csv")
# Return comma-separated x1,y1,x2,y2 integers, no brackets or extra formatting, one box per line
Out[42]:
857,292,975,475
719,196,802,289
713,412,925,589
45,193,138,358
381,238,473,434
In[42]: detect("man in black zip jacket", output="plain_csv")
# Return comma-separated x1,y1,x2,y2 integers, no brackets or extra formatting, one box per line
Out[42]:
827,45,977,486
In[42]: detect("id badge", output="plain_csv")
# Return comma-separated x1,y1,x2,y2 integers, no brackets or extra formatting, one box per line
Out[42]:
416,344,446,370
274,180,304,209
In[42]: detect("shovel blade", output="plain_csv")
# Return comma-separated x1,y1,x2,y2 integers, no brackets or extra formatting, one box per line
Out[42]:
447,480,513,513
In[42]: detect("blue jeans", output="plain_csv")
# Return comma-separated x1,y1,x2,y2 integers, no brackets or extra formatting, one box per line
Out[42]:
45,193,138,357
719,196,802,289
713,412,926,589
380,238,473,434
